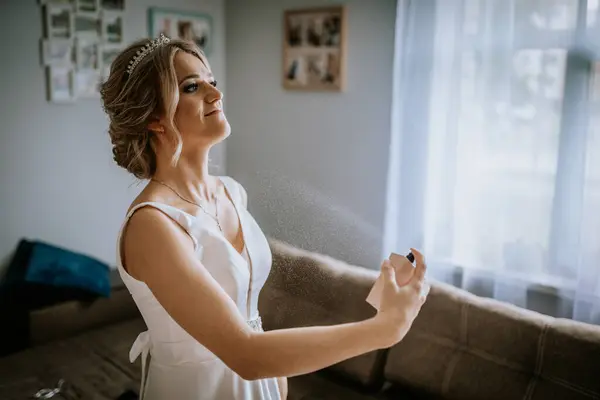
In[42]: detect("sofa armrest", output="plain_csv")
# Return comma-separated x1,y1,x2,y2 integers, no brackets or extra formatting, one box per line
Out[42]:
384,280,600,400
259,239,387,389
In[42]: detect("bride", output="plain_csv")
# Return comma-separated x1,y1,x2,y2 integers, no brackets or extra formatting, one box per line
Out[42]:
99,34,429,400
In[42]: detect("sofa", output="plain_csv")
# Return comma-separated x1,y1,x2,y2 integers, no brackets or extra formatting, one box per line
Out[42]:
1,239,599,399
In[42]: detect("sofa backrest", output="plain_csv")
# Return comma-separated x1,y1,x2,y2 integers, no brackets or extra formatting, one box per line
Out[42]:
260,239,387,389
385,281,600,400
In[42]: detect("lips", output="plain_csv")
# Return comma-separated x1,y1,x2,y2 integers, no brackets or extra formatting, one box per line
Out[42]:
204,109,221,117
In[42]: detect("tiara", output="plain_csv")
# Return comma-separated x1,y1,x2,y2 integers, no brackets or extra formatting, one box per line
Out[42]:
126,33,171,75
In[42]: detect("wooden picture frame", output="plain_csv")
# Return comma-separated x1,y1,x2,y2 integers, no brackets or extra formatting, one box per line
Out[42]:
282,6,347,92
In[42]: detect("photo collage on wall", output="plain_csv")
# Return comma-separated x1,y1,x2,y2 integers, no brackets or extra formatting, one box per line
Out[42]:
283,6,346,91
40,0,125,103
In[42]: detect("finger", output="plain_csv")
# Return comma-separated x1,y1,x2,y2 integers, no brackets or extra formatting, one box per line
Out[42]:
410,248,427,283
381,260,397,288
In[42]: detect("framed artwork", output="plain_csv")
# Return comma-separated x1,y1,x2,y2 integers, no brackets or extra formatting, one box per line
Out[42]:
101,44,122,79
101,0,125,11
47,66,76,103
148,7,212,56
75,37,100,69
75,0,100,14
76,69,101,98
74,13,101,38
102,11,124,44
39,0,125,102
41,38,73,66
282,6,347,91
44,4,74,39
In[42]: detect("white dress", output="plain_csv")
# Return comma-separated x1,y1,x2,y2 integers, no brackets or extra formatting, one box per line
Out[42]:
115,176,281,400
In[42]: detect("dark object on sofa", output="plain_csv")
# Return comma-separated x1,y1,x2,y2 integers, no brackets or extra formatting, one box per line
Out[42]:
0,239,112,356
1,239,599,399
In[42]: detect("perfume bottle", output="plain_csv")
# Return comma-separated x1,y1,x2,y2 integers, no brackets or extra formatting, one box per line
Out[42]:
366,252,415,310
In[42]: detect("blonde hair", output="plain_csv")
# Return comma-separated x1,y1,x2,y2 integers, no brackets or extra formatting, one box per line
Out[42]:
100,38,210,179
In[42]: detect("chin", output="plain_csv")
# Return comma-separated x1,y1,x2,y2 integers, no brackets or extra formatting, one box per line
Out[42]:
210,121,231,144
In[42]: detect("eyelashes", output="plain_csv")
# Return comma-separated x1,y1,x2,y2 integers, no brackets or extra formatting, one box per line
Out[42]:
182,80,218,93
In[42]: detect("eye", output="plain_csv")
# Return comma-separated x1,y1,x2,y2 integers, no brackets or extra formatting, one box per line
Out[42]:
210,80,218,87
183,83,198,93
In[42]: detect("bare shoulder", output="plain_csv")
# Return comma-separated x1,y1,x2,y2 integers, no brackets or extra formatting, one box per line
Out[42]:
121,203,195,281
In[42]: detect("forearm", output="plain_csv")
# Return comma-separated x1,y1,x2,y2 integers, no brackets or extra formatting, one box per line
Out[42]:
277,377,287,400
244,317,388,379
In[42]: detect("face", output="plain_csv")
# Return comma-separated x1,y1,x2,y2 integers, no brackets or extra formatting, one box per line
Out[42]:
158,51,230,153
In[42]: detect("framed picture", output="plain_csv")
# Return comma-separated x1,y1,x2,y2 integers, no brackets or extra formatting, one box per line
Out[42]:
44,4,74,39
148,7,212,55
101,44,122,78
102,11,124,44
75,13,100,37
101,0,125,11
75,69,101,98
47,66,76,103
282,6,347,91
41,39,73,66
75,0,100,14
75,38,100,69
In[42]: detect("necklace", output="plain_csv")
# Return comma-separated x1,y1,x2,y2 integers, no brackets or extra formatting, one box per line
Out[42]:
151,179,223,232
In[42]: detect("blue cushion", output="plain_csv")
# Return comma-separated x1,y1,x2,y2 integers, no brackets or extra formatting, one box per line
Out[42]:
24,241,111,298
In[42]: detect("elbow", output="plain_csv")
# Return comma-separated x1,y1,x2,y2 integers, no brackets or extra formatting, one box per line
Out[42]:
232,357,276,381
227,337,278,381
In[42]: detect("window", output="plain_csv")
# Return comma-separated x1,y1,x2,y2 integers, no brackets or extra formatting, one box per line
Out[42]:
387,0,600,322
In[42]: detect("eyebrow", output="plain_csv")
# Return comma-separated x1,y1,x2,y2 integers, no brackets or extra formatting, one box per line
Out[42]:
178,73,214,85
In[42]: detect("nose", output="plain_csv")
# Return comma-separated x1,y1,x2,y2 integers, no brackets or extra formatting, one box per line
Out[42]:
205,83,223,104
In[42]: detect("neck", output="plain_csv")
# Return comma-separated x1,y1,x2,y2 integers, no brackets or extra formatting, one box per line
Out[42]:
152,148,217,202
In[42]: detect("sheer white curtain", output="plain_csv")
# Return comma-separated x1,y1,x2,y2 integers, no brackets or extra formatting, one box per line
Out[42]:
385,0,600,324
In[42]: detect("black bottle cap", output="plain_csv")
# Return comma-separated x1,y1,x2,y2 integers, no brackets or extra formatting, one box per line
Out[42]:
406,252,415,263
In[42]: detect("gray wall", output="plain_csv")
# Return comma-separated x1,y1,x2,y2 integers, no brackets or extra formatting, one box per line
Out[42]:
225,0,397,268
0,0,226,272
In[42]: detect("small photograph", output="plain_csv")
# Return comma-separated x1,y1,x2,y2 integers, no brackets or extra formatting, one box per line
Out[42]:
101,45,122,75
47,66,76,103
284,55,306,86
286,16,304,47
75,0,100,13
75,14,100,37
283,6,346,91
322,14,342,47
45,4,74,39
75,69,101,98
322,51,341,84
41,39,73,66
76,38,100,69
101,0,125,11
102,12,124,43
306,16,324,47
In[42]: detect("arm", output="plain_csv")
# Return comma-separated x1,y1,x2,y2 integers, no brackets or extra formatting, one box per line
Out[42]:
123,208,395,381
278,376,288,399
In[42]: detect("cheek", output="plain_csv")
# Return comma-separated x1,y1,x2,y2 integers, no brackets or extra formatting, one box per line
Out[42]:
174,97,203,125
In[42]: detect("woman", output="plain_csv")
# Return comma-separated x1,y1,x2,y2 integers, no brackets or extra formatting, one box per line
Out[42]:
100,34,429,400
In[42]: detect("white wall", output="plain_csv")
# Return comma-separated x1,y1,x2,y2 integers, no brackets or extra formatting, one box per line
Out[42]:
225,0,397,268
0,0,226,272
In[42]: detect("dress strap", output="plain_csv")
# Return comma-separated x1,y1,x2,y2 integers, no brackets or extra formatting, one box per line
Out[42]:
124,201,200,252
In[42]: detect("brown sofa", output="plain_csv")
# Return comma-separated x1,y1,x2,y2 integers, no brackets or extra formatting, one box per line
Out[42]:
1,239,600,399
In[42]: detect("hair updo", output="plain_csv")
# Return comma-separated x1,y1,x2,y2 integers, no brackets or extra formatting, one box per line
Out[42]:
100,38,208,179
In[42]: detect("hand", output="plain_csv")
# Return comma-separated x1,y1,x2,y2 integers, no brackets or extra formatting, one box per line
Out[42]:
374,248,429,348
